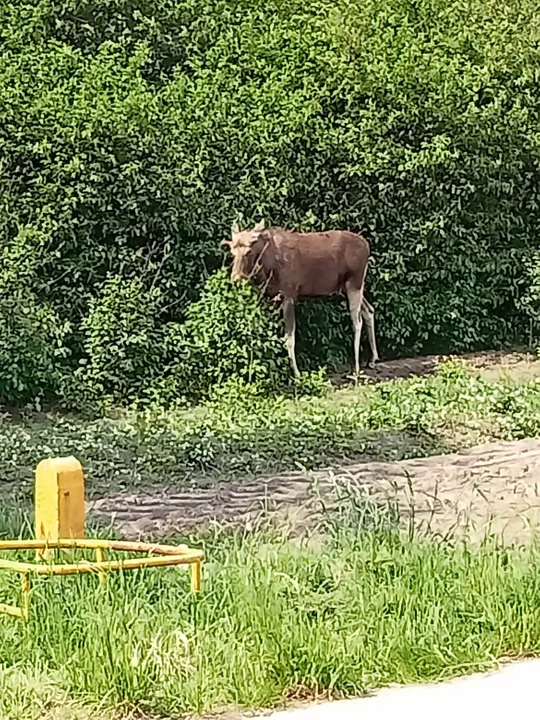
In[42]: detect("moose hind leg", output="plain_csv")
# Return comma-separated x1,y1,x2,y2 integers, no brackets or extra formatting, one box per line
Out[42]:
283,298,300,377
346,282,365,375
361,298,379,368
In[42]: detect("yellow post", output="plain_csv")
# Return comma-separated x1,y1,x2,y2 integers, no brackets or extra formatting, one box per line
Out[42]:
20,574,30,621
190,561,202,592
35,457,85,558
95,547,107,587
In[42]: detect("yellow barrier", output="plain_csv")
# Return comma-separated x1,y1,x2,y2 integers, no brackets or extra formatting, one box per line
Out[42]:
0,457,204,620
0,538,204,620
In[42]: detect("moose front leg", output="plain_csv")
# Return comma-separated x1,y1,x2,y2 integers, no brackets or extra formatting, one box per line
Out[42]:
282,298,300,377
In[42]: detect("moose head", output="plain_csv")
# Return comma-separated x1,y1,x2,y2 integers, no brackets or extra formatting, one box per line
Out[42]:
223,220,266,282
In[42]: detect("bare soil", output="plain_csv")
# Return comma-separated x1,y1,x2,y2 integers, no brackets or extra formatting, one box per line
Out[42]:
89,350,540,544
89,437,540,544
358,348,540,384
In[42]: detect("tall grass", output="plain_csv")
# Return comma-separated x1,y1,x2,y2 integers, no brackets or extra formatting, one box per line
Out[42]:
1,506,540,718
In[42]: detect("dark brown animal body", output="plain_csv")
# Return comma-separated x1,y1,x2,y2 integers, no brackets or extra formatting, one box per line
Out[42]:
225,222,379,376
245,227,370,298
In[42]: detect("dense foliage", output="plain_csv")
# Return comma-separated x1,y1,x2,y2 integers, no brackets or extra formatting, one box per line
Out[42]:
1,0,539,403
523,253,540,353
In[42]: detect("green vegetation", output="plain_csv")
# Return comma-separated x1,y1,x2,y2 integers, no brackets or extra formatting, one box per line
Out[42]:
524,253,540,354
1,507,540,720
2,0,540,405
2,1,540,715
1,362,540,497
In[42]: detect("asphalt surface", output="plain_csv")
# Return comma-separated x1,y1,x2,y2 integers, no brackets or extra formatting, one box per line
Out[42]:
267,659,540,719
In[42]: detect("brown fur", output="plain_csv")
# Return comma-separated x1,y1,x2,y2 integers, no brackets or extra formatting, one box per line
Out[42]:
243,227,370,300
225,222,378,375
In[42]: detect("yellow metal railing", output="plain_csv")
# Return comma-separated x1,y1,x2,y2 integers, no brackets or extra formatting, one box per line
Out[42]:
0,538,204,620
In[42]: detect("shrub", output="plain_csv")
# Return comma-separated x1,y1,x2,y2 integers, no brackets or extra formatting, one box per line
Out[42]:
74,276,166,403
522,252,540,353
165,269,291,400
0,289,68,406
1,0,540,401
0,229,69,405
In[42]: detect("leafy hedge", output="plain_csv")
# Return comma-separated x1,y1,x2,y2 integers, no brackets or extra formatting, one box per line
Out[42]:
523,253,540,353
1,0,539,403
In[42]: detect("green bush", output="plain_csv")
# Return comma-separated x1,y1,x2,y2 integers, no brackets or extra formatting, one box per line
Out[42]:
165,269,291,401
74,276,166,403
2,0,540,401
523,252,540,353
0,289,68,406
0,230,69,405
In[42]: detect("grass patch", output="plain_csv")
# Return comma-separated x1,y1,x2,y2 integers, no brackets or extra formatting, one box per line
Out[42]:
1,507,540,718
0,665,112,720
1,361,540,498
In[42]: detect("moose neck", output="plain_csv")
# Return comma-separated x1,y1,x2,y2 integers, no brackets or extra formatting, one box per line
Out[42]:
250,234,279,298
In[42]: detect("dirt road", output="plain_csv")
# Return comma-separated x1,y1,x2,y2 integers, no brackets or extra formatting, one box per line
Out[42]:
89,350,540,543
90,436,540,544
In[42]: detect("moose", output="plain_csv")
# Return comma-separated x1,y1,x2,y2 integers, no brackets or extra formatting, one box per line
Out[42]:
223,221,379,376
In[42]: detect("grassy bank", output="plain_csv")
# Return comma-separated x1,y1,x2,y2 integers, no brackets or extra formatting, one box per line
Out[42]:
1,361,540,498
1,506,540,719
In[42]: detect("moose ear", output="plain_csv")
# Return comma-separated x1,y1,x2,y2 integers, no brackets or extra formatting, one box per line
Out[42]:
231,222,240,236
253,220,265,233
221,239,232,247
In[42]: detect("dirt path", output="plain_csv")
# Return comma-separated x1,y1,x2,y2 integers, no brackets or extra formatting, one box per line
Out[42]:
89,436,540,544
337,348,540,384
